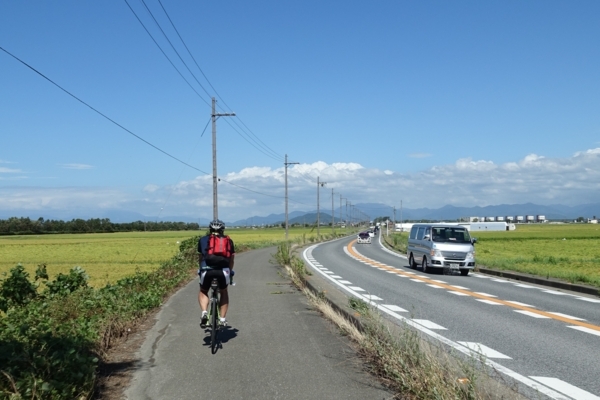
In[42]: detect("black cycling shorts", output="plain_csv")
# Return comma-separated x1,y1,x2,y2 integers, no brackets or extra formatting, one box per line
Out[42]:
199,268,230,291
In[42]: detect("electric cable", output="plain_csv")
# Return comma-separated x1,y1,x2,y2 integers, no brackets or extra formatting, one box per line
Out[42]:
1,47,313,212
137,0,214,100
123,0,211,107
0,45,212,175
152,0,285,161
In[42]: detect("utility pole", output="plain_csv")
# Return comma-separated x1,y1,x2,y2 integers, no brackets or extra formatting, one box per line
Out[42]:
340,195,344,231
211,97,235,220
284,154,299,240
400,200,403,232
331,188,335,234
345,200,349,229
317,177,326,238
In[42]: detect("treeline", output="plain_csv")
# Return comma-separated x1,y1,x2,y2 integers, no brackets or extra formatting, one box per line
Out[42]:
0,217,200,235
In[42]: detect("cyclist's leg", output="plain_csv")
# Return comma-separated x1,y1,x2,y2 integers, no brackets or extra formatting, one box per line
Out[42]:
220,287,229,318
198,270,211,312
218,268,230,319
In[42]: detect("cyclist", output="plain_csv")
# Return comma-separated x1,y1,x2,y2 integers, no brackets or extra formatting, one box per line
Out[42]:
198,219,235,328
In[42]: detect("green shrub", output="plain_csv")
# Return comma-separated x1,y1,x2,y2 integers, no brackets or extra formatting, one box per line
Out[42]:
0,265,37,312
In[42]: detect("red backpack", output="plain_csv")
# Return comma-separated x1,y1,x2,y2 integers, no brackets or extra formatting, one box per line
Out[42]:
207,234,232,258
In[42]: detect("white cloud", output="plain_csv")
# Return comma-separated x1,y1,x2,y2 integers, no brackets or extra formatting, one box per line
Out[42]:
2,148,600,221
0,167,22,173
59,164,94,170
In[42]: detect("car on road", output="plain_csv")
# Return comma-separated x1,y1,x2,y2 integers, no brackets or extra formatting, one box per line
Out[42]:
357,232,372,244
407,223,477,275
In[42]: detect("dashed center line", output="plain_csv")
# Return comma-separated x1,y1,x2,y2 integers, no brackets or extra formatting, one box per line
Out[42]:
345,240,600,334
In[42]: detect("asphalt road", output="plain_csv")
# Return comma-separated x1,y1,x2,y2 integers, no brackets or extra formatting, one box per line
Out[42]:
304,233,600,400
124,246,392,400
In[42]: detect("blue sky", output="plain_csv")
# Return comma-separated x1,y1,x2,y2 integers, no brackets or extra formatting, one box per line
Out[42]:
1,1,599,222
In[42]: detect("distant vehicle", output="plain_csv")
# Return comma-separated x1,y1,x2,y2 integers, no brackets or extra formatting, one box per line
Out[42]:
407,223,477,276
368,230,375,238
357,232,372,244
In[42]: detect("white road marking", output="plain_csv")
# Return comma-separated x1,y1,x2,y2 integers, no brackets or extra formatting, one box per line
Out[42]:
382,305,407,312
349,286,365,291
514,284,536,288
404,271,415,275
474,292,497,297
451,285,470,290
430,279,447,283
548,312,586,321
323,271,334,274
331,275,342,279
426,284,444,289
514,310,550,319
449,291,470,296
386,270,396,273
542,290,568,295
364,295,383,301
338,280,352,284
409,279,424,283
575,297,600,303
477,299,502,305
472,274,488,278
307,243,576,400
458,342,512,359
530,377,600,400
491,278,509,282
413,319,447,330
506,301,536,308
567,326,600,337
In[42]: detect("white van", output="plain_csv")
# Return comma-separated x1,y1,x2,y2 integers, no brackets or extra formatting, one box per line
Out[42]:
407,223,477,275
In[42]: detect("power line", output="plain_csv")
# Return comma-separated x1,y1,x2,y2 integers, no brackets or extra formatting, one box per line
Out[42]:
1,46,320,209
137,0,214,100
141,0,285,162
123,0,211,107
0,45,210,174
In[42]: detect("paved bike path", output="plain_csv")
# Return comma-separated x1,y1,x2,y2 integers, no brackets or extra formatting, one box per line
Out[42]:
125,246,391,400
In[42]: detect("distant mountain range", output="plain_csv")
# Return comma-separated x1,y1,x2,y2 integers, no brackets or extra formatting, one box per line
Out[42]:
2,202,598,225
231,202,600,226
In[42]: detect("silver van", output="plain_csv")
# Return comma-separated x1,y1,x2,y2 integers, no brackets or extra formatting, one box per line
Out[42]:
407,223,477,275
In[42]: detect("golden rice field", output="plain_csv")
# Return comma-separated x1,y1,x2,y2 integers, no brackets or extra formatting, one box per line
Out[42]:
0,227,333,287
472,223,600,287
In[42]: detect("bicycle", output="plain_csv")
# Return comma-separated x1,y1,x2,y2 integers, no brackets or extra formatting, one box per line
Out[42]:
206,278,221,353
205,272,234,353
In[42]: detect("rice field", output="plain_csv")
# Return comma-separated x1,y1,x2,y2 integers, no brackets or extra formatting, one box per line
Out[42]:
473,223,600,287
0,227,337,287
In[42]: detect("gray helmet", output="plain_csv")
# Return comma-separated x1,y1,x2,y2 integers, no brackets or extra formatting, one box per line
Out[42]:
209,219,225,232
